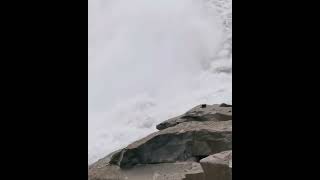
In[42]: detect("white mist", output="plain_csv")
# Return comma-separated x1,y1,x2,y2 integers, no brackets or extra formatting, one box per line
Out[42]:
88,0,232,164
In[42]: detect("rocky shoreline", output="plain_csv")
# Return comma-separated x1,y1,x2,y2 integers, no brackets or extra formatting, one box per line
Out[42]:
89,103,232,180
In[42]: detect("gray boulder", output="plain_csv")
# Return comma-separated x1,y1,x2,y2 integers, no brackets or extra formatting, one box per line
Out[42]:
110,120,232,169
156,103,232,130
200,150,232,180
89,103,232,180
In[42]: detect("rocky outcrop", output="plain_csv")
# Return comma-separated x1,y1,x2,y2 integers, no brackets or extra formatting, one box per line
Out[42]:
89,103,232,180
110,120,231,169
156,103,232,130
200,150,232,180
181,150,232,180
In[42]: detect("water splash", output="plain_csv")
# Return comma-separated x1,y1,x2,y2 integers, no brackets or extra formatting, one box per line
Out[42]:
88,0,232,164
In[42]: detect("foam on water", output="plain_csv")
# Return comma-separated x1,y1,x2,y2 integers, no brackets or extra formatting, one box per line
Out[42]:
88,0,232,164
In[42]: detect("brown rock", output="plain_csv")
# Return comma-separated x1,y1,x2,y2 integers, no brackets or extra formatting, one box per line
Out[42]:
89,162,202,180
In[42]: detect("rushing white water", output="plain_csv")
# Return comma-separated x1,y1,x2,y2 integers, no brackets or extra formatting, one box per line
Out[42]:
88,0,232,164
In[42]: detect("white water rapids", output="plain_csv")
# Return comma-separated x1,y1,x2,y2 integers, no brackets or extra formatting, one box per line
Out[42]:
88,0,232,164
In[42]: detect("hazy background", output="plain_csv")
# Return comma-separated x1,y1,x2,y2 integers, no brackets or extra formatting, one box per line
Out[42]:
88,0,232,164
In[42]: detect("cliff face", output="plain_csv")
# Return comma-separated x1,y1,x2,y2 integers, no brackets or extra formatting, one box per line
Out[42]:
88,103,232,180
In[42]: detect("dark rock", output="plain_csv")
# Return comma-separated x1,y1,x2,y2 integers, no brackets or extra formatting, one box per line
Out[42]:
156,104,232,130
110,121,232,169
219,103,232,107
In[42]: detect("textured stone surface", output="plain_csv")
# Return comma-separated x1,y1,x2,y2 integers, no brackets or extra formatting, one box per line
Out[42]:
88,162,202,180
183,169,205,180
156,103,232,130
88,164,125,180
111,121,231,168
89,103,232,180
200,150,232,180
